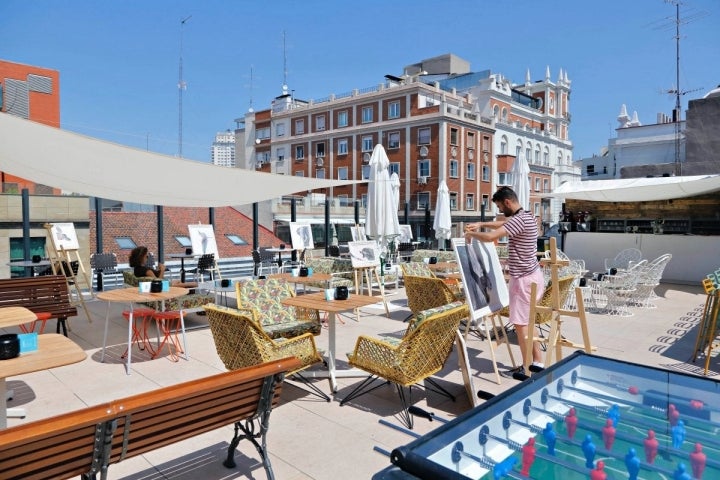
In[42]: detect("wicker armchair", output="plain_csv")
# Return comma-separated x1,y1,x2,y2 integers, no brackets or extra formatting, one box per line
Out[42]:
341,302,468,428
236,278,321,339
204,303,329,401
403,274,463,321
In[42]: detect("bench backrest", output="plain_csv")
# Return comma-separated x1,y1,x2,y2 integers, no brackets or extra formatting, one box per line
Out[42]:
0,275,77,319
0,357,301,480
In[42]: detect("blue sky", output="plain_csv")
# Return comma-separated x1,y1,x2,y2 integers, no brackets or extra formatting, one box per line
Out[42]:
2,0,718,163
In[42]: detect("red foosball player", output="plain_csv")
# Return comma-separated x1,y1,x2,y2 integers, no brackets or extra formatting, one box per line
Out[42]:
644,429,659,464
602,418,616,450
521,437,536,476
667,403,680,427
690,443,707,480
565,408,578,439
590,460,607,480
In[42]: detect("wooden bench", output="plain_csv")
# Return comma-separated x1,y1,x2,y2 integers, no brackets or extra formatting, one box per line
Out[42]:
0,356,301,480
0,276,77,336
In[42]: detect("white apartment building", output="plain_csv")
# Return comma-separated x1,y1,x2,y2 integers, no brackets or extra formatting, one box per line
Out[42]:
211,130,236,167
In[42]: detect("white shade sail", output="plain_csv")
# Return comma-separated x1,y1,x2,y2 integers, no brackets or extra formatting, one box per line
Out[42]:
543,175,720,202
0,114,362,207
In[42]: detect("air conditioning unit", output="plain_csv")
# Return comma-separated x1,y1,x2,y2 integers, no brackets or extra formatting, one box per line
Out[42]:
417,176,427,185
316,158,324,167
363,153,371,163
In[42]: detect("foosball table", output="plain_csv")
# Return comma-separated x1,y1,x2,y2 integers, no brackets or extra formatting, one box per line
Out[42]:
375,351,719,479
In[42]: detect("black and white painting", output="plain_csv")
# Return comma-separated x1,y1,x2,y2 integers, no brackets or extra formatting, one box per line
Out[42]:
398,224,413,243
290,222,314,250
350,225,366,242
49,222,79,251
188,224,219,256
452,238,508,320
348,240,380,268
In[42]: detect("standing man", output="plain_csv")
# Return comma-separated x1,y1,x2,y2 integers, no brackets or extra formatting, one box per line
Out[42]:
465,186,544,376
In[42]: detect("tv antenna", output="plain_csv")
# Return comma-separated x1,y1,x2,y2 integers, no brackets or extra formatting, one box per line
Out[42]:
178,15,192,158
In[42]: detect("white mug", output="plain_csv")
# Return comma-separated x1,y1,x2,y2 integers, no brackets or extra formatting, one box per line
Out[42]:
138,282,151,293
324,288,334,301
291,268,299,277
423,257,430,264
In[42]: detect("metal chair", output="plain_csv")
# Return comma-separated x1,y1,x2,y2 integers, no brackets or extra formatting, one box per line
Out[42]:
187,253,217,282
252,249,278,276
90,252,118,290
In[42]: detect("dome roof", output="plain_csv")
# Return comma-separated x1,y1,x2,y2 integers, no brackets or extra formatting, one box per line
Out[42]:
703,84,720,99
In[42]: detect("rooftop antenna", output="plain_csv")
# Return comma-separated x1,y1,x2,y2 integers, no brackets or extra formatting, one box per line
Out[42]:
248,65,255,113
178,15,192,158
282,30,289,96
654,1,706,175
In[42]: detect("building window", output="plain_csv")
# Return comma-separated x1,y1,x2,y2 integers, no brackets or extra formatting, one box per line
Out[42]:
316,143,325,158
175,235,192,247
526,142,532,163
467,162,475,180
418,160,430,177
295,118,305,134
534,202,540,216
450,128,458,145
315,115,326,131
467,132,475,149
466,194,475,210
449,160,458,178
338,139,348,155
482,165,490,181
115,237,136,249
500,135,508,154
543,179,549,193
482,194,489,210
483,135,490,151
535,144,541,163
256,127,270,140
362,165,371,179
316,168,325,179
417,192,430,210
295,145,305,160
276,123,285,137
362,136,373,152
388,101,400,119
498,172,510,185
388,131,400,149
256,151,270,163
492,105,499,118
337,195,349,207
276,147,285,161
295,171,304,177
418,127,431,145
389,162,399,175
501,107,508,121
516,141,522,158
338,167,348,180
225,234,248,245
543,147,550,166
337,110,348,127
362,106,373,123
449,192,458,211
535,177,541,191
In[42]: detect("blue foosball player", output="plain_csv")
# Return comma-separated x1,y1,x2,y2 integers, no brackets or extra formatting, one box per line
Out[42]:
582,434,596,469
625,448,640,480
492,456,516,480
542,422,557,456
673,462,691,480
672,420,686,449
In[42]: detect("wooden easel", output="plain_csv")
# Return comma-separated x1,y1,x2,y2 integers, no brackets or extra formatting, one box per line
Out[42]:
353,266,390,318
465,312,517,385
44,223,93,325
524,237,593,374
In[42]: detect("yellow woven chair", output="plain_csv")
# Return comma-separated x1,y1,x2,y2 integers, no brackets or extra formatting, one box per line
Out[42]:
341,302,469,429
403,274,462,321
204,304,330,401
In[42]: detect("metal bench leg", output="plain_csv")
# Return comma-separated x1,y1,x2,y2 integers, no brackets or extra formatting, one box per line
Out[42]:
57,318,68,336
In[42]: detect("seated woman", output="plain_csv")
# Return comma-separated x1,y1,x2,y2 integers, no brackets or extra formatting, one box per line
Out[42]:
129,246,197,287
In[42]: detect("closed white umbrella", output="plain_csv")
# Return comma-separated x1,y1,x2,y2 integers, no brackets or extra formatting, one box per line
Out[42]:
511,154,531,211
364,144,400,251
390,172,400,212
433,180,452,246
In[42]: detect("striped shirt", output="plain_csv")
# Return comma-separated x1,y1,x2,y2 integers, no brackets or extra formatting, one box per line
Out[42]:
503,209,539,278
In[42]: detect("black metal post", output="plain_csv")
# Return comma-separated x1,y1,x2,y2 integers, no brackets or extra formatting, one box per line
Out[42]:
424,204,431,248
481,203,486,222
324,199,330,257
403,201,409,225
209,207,215,228
252,202,259,251
95,197,104,290
291,198,297,262
156,206,164,262
22,189,31,277
354,199,360,225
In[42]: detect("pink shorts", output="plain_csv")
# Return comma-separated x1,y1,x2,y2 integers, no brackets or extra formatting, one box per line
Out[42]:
508,268,545,326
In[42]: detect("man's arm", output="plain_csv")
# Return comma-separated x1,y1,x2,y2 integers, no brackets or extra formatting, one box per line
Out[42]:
466,226,508,243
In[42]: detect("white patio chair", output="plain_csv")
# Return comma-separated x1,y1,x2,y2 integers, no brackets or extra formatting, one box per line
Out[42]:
604,248,642,272
633,254,672,308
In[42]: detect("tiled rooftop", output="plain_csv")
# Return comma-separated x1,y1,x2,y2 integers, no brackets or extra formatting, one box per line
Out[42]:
3,280,716,479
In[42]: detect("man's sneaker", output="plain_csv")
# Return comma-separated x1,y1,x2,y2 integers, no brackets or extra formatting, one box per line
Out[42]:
529,362,545,373
500,366,528,381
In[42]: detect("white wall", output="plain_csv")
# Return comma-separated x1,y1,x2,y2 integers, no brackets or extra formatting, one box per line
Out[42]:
563,232,718,285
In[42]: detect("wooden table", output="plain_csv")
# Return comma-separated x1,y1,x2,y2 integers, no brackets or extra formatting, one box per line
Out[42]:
282,292,379,392
0,310,86,428
264,247,294,268
97,287,189,375
268,272,333,290
6,260,52,277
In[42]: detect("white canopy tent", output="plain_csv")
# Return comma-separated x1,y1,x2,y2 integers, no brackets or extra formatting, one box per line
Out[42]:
543,175,720,202
0,114,361,206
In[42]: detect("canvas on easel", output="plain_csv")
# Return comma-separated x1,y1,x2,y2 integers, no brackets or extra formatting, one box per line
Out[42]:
350,225,365,242
188,224,219,256
348,240,389,317
452,238,514,384
44,222,93,323
398,224,413,243
289,222,314,250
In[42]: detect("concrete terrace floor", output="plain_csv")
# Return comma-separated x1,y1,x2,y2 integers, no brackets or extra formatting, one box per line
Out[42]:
3,281,718,480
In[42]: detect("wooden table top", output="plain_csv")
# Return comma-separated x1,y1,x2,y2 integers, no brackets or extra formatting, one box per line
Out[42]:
97,286,189,303
268,272,333,284
0,307,38,329
428,262,458,271
0,333,86,378
282,291,379,313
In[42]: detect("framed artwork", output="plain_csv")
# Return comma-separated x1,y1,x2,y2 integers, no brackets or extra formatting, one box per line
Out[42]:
290,222,314,250
398,224,413,243
49,222,79,251
188,224,219,256
452,238,508,320
348,240,381,268
350,225,366,242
